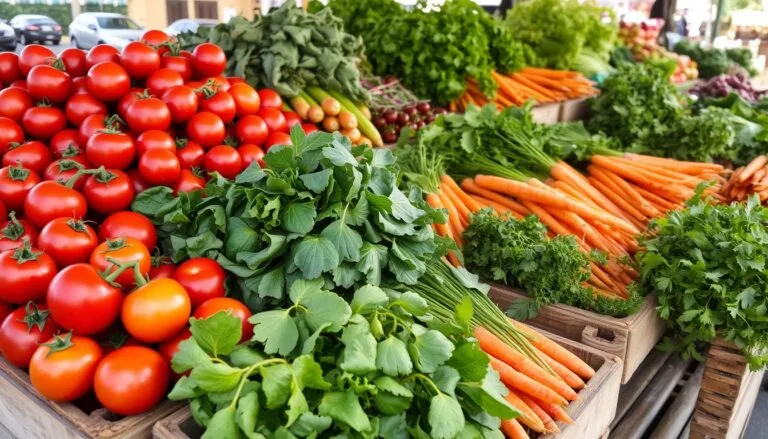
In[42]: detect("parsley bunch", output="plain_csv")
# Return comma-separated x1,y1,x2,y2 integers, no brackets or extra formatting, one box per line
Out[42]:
637,195,768,368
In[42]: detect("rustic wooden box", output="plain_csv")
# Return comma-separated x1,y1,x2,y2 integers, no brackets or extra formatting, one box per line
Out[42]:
690,338,765,439
0,355,181,438
489,285,665,384
531,103,562,125
153,328,622,439
558,98,590,122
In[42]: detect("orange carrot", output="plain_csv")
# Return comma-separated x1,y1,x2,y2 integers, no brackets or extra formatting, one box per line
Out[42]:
510,72,558,100
462,178,529,216
517,392,560,433
470,195,523,219
506,321,595,379
740,155,768,182
442,175,483,212
537,400,574,424
589,165,660,218
521,200,575,236
587,176,647,223
440,186,471,227
520,67,577,79
438,191,464,247
504,389,547,432
500,419,530,439
489,358,568,406
550,161,629,221
425,193,453,239
541,351,585,389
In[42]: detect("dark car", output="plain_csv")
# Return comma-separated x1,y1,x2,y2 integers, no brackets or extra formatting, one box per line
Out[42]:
9,15,62,46
0,20,16,51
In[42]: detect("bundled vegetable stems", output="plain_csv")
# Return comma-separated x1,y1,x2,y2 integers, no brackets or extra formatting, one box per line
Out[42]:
722,155,768,204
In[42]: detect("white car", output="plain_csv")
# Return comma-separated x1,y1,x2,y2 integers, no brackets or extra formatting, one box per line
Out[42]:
166,18,217,36
69,13,144,51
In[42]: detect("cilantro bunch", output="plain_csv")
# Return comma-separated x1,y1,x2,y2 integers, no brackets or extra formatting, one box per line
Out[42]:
637,195,768,368
170,282,519,438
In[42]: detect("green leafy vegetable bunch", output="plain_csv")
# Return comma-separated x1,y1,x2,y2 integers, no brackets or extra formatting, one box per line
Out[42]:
650,107,736,163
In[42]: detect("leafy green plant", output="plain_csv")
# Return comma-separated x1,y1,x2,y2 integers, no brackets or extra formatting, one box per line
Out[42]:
169,282,519,437
648,107,736,163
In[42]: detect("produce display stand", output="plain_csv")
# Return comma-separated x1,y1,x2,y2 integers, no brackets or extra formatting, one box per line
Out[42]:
152,328,623,439
530,103,562,125
0,356,182,439
690,339,765,439
558,98,590,122
489,285,665,383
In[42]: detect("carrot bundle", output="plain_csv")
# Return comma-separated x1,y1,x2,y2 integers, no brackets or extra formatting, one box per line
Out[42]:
721,155,768,204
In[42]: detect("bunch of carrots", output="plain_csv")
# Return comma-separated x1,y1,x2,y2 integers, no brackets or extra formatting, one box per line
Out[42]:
722,155,768,204
451,68,598,112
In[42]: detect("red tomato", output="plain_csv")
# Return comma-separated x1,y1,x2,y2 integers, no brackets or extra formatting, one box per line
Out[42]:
47,264,123,333
77,112,108,146
227,77,246,86
82,169,135,214
30,333,103,402
200,90,236,123
0,164,40,211
125,96,172,132
301,123,318,134
86,62,130,102
186,111,225,148
44,158,89,190
126,168,150,194
117,88,144,119
149,256,175,280
122,278,190,343
90,237,151,290
258,88,283,109
283,111,302,129
204,145,241,179
2,141,51,176
0,200,5,221
0,303,59,368
237,144,265,170
162,85,198,123
173,169,206,195
138,149,180,187
18,45,55,76
193,297,253,342
0,240,57,304
175,138,205,168
49,129,81,159
58,48,87,77
234,114,269,146
258,107,287,133
26,64,72,104
204,76,230,93
135,130,175,156
86,131,136,170
94,346,169,416
0,214,37,253
120,42,160,79
0,87,34,122
64,92,107,126
0,117,24,154
161,55,193,82
71,76,88,93
157,327,190,365
191,43,226,78
22,105,67,139
172,257,226,308
141,30,170,47
9,80,26,89
37,218,97,268
85,45,120,68
228,83,260,116
24,181,88,229
264,132,292,151
0,301,12,326
145,68,184,98
99,211,157,251
0,53,20,84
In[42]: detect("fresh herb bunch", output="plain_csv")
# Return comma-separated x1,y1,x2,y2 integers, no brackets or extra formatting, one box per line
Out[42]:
326,0,404,43
637,194,768,368
131,127,448,309
649,107,736,163
169,282,519,438
696,93,768,166
177,2,369,101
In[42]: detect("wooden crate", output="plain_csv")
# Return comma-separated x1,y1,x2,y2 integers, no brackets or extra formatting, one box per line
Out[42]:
153,328,622,439
0,355,182,438
531,103,562,125
489,285,665,384
558,98,590,122
690,339,765,439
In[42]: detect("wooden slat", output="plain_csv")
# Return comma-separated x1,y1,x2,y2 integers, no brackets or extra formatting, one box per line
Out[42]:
649,362,704,439
611,349,672,427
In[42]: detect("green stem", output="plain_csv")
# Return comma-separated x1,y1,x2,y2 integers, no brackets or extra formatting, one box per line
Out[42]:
228,358,289,410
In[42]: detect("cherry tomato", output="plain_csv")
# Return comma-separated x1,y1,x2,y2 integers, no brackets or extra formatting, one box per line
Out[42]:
186,111,225,148
0,164,40,211
234,114,269,146
58,48,87,77
2,141,52,175
0,53,20,84
192,43,226,77
71,76,88,93
204,145,241,179
30,333,103,402
64,92,107,126
44,158,89,190
27,64,72,104
237,144,265,170
200,90,236,123
24,181,87,229
22,105,67,140
301,123,318,134
117,88,144,119
172,257,226,308
204,76,230,93
145,68,184,98
227,83,260,116
0,117,24,155
158,327,190,366
85,45,120,68
86,62,130,102
122,278,190,343
194,297,253,342
141,30,170,47
0,213,38,253
83,169,135,215
161,55,193,82
99,211,157,251
0,87,34,122
258,107,287,133
37,218,97,268
162,85,198,123
283,111,302,129
94,346,169,416
173,169,206,195
49,129,81,159
264,132,292,151
0,239,57,304
127,168,150,194
175,138,205,168
137,149,181,187
126,96,171,132
18,45,55,76
47,264,123,334
90,237,151,290
135,130,175,156
120,42,160,79
0,303,59,368
258,88,282,109
86,131,136,170
149,256,175,280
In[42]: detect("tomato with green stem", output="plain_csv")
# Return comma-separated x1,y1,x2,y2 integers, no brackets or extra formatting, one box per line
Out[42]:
0,213,38,253
136,130,175,156
86,130,135,170
44,158,89,190
0,87,34,122
22,104,66,140
161,85,198,123
82,168,135,214
173,168,206,195
193,297,253,342
125,93,171,132
24,180,87,228
141,30,170,47
120,42,160,79
98,211,157,251
77,112,110,146
2,140,52,175
204,145,241,179
117,88,144,119
122,270,191,343
64,92,107,126
0,164,40,211
49,129,81,158
85,45,120,69
172,257,226,308
149,255,175,279
58,48,87,78
138,149,180,187
86,61,130,102
0,117,24,155
37,218,97,268
0,302,59,367
30,332,103,402
90,237,151,290
175,138,205,168
0,239,57,304
199,88,236,123
27,63,72,104
18,45,55,76
94,346,169,416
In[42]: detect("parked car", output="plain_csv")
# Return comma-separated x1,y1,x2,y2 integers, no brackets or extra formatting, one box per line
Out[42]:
0,20,16,51
69,13,144,51
9,15,62,46
165,18,217,36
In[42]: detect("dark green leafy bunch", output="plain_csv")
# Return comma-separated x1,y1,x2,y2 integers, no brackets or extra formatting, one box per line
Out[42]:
637,194,768,368
169,282,519,438
131,127,448,310
726,48,758,76
463,211,641,319
177,2,369,101
326,0,404,42
648,107,736,163
696,93,768,166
